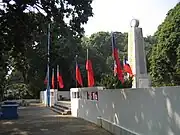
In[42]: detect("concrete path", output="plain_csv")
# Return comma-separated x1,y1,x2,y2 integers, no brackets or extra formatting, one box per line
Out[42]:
0,103,112,135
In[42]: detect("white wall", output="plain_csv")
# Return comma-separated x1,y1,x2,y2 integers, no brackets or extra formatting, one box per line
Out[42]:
71,86,180,135
70,88,79,117
70,87,104,119
57,91,70,100
40,89,57,106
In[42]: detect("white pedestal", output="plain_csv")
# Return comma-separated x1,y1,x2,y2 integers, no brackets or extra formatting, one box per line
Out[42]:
128,19,150,88
49,89,57,107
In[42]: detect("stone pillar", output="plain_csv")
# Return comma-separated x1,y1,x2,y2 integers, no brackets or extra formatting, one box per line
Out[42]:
54,89,58,104
49,89,57,107
128,19,150,88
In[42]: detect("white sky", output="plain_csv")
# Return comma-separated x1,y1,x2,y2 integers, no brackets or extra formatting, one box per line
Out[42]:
84,0,179,37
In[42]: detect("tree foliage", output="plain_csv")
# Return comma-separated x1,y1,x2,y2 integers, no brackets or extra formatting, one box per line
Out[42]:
80,32,128,85
97,73,133,89
149,2,180,86
0,0,93,99
1,0,178,99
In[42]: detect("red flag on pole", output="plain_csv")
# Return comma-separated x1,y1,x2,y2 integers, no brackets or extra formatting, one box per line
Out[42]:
51,68,55,89
76,56,83,86
111,32,124,83
44,72,48,84
123,59,133,77
86,49,94,87
113,61,117,76
57,65,64,88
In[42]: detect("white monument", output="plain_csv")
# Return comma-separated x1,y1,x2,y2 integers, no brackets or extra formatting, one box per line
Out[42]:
128,19,150,88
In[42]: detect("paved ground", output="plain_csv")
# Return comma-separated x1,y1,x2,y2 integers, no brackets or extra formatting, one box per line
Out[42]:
0,103,112,135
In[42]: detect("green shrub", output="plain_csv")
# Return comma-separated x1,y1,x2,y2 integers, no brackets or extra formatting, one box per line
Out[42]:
97,73,133,89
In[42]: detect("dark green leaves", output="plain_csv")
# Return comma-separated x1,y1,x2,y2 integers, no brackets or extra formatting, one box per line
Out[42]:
149,3,180,86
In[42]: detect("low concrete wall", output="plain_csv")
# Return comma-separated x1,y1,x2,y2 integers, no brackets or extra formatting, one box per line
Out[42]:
97,117,138,135
40,90,70,106
40,91,47,105
71,86,180,135
40,89,57,107
57,91,70,100
2,99,40,104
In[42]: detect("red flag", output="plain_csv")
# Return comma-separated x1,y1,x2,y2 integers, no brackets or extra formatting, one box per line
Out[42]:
113,61,117,76
124,59,133,77
76,62,83,86
44,73,48,84
57,65,64,88
86,59,94,87
51,69,55,89
111,32,124,83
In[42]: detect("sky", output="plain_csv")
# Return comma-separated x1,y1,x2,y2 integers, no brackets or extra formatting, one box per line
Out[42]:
83,0,179,37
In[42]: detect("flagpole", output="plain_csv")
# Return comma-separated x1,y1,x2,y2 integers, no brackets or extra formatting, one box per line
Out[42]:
52,68,54,89
75,55,78,88
87,48,88,60
113,61,116,76
57,65,59,90
47,23,51,107
86,48,89,87
111,32,114,53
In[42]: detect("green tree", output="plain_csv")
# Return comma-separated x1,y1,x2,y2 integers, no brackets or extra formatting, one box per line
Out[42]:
80,31,128,85
0,0,93,98
0,50,9,101
144,36,156,72
149,3,180,86
97,73,133,89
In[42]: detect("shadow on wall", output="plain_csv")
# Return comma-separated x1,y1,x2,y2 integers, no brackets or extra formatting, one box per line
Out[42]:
78,97,100,123
98,87,180,135
71,86,180,134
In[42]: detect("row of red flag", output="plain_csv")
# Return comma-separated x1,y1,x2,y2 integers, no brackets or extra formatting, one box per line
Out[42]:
75,54,94,87
44,55,95,89
75,32,133,87
44,65,64,89
44,32,133,88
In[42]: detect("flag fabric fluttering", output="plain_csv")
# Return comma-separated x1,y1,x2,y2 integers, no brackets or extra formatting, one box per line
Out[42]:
86,49,95,87
76,56,83,87
57,65,64,88
111,32,124,83
44,72,48,85
123,58,133,77
113,61,117,76
51,68,55,89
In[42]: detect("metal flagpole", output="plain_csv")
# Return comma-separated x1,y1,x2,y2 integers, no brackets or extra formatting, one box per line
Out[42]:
86,49,89,87
57,65,59,90
87,49,88,61
75,55,78,88
47,23,50,107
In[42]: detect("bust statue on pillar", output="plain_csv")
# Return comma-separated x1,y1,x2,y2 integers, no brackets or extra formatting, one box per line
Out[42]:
128,19,150,88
